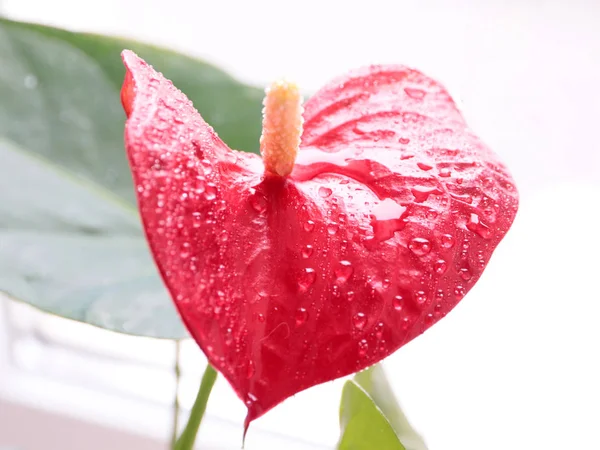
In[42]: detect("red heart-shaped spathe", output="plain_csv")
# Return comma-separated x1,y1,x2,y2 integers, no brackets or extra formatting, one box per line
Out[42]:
121,50,518,426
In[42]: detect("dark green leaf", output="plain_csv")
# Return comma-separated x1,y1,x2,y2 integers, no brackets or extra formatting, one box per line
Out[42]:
355,365,428,450
0,18,263,338
338,379,405,450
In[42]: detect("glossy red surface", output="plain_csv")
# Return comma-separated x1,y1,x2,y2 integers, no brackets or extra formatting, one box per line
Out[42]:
121,50,518,427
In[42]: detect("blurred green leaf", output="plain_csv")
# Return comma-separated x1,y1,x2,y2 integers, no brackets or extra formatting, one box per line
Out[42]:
355,365,428,450
338,378,405,450
0,18,263,338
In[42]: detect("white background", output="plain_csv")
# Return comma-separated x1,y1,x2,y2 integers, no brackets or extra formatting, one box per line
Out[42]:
1,0,600,449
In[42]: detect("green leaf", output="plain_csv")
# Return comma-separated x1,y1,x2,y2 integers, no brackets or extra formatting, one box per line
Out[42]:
0,18,263,338
338,379,405,450
352,365,428,450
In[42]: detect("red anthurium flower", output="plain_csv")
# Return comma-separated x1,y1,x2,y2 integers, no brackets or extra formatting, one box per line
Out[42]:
121,50,518,428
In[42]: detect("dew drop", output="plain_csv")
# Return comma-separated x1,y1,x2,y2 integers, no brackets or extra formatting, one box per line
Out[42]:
460,268,472,281
415,290,427,304
335,261,353,284
245,392,258,407
426,209,438,220
353,312,367,330
332,284,340,298
401,317,410,330
295,307,308,326
409,237,432,256
393,295,404,311
454,285,466,299
440,234,455,248
353,124,367,135
424,313,434,325
411,186,442,203
318,186,333,198
374,322,384,339
250,194,267,213
327,223,339,235
466,213,492,239
257,313,265,322
347,291,355,302
358,339,369,357
246,361,255,379
399,137,410,145
298,268,316,292
382,278,391,290
439,168,452,177
434,259,447,274
304,220,315,232
201,160,213,174
404,87,426,99
204,183,217,200
302,245,314,259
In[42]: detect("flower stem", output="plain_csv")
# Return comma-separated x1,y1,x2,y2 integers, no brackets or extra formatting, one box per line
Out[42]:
171,340,182,449
174,363,218,450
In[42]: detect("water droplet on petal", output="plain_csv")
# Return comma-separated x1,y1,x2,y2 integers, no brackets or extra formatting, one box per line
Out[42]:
399,137,410,145
245,392,258,407
454,285,466,299
353,312,367,330
295,307,308,326
250,194,267,213
335,261,353,284
347,291,355,302
301,245,314,259
404,87,426,99
439,168,452,177
318,186,333,198
460,268,472,280
374,322,384,339
327,223,339,235
246,361,255,379
257,313,265,323
434,259,447,274
411,186,442,203
409,237,431,256
467,213,491,239
304,220,315,232
204,183,217,200
440,234,455,248
358,339,369,357
415,290,427,304
393,295,404,311
298,268,316,292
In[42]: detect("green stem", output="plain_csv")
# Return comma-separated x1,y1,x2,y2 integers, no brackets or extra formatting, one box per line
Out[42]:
174,363,218,450
171,340,182,449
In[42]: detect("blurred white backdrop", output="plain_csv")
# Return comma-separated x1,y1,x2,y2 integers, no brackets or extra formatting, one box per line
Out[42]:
1,0,599,449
